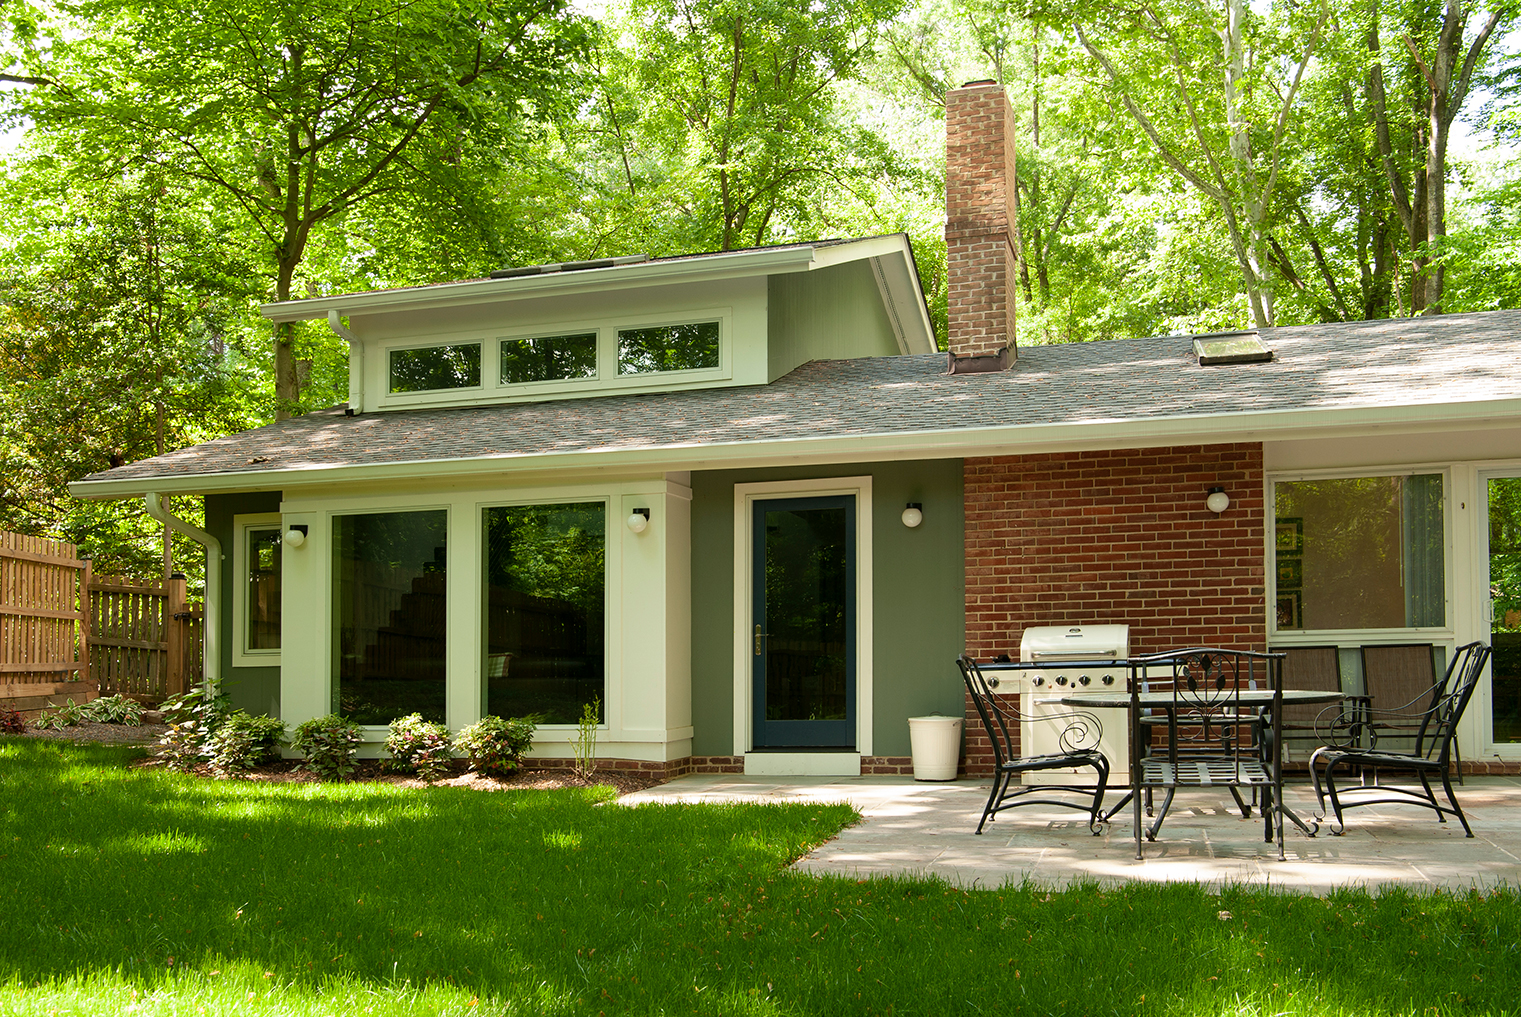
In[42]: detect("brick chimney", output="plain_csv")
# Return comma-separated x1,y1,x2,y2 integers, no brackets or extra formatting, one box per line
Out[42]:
945,81,1018,374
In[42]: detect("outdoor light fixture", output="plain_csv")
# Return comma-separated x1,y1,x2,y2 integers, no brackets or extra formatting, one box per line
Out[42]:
284,524,309,548
627,508,651,533
902,503,924,528
1206,487,1230,514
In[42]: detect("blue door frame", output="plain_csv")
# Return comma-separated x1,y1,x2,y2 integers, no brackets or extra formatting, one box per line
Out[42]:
751,495,856,749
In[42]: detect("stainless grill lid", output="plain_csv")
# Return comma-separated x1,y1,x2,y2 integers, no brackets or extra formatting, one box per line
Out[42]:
1018,624,1130,662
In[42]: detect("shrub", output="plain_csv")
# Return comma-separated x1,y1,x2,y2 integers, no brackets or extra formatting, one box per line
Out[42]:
0,707,25,734
454,715,538,778
570,698,600,780
80,694,145,726
207,711,286,777
157,686,230,772
291,714,363,781
385,713,453,782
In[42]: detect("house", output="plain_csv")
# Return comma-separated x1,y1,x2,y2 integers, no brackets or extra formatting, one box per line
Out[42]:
70,83,1521,778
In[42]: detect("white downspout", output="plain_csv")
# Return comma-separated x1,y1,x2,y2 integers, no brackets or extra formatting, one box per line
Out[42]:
145,492,221,692
327,309,362,414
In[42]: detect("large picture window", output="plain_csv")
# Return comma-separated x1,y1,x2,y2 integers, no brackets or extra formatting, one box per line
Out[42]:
483,503,605,724
1274,474,1445,631
333,511,448,725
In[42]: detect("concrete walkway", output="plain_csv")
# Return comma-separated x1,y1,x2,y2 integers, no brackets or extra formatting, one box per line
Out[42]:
622,774,1521,894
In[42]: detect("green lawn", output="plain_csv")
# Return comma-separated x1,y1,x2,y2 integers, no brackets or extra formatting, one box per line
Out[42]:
1,740,1518,1016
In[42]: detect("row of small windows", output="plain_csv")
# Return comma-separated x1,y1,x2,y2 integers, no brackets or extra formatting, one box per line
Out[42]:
388,321,722,394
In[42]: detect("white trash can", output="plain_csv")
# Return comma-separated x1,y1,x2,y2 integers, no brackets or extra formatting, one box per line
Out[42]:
908,715,963,781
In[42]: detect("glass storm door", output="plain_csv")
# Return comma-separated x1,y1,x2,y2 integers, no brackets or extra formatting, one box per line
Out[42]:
1488,476,1521,745
751,496,856,748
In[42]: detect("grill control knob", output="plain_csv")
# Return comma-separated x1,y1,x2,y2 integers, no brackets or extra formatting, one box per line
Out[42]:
1078,675,1092,686
1055,675,1068,686
1101,674,1115,686
1032,675,1045,687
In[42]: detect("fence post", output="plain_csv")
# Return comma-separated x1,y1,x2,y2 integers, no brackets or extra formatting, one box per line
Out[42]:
79,557,91,692
165,572,187,697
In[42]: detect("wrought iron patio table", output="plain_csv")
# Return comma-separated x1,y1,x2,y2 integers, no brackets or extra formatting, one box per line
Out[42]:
1057,687,1345,860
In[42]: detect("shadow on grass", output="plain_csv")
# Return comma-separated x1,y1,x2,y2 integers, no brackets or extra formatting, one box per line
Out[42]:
1,740,1518,1016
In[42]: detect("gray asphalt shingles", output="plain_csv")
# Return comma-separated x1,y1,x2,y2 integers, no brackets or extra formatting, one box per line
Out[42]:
81,310,1521,485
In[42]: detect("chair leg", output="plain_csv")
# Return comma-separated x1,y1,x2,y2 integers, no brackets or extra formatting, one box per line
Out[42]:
976,771,1007,835
1323,762,1349,836
1228,785,1251,818
1086,761,1109,836
1416,771,1446,824
1439,767,1473,838
1309,748,1329,816
1145,788,1176,842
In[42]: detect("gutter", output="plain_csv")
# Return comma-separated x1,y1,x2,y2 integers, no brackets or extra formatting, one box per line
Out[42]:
144,493,221,693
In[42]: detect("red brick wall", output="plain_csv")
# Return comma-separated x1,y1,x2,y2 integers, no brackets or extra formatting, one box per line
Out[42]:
961,443,1267,773
945,82,1018,361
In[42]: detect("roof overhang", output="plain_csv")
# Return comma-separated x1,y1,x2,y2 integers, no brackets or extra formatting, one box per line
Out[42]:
259,236,937,354
67,395,1521,501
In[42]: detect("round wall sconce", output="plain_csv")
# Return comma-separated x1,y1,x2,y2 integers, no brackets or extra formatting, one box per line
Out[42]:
627,508,651,533
1206,487,1230,514
901,503,924,528
284,524,309,548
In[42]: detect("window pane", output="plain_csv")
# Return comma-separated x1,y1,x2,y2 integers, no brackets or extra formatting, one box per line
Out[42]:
389,343,482,393
333,511,448,725
484,503,605,724
500,332,597,384
617,321,720,375
247,527,282,651
1274,475,1445,631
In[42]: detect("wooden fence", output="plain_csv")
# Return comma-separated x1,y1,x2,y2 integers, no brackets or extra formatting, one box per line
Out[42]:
1,531,204,717
1,532,94,717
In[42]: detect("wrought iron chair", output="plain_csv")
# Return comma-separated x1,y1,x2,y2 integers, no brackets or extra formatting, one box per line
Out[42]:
1360,643,1463,782
957,654,1111,835
1130,648,1284,843
1310,641,1491,837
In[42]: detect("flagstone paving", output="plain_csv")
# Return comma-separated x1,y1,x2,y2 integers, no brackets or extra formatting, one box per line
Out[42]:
622,774,1521,894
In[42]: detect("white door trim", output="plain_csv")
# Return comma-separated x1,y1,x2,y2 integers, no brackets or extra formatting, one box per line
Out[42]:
732,476,873,770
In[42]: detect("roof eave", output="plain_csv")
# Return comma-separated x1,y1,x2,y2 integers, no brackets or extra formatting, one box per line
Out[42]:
66,396,1521,501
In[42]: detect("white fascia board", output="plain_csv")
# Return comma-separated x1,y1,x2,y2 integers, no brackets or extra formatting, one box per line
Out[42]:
65,396,1521,501
261,248,819,323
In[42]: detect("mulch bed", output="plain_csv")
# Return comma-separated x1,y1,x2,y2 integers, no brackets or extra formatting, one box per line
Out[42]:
10,722,666,796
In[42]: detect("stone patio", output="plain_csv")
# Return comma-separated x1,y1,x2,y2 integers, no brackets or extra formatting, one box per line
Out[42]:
621,774,1521,894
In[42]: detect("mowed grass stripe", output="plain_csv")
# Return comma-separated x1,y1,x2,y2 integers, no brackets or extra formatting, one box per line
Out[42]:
0,739,1517,1016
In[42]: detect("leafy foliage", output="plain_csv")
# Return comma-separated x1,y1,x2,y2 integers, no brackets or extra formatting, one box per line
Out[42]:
570,697,599,780
384,713,453,782
290,713,363,781
453,714,538,777
0,707,26,734
156,685,232,771
206,710,286,778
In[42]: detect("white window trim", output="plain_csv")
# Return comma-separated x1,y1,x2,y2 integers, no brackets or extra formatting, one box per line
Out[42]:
731,476,874,769
1478,466,1521,757
1265,466,1455,643
373,308,733,409
231,513,284,668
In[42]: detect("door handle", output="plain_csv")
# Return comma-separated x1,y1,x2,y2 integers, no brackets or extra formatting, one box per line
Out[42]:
754,625,765,655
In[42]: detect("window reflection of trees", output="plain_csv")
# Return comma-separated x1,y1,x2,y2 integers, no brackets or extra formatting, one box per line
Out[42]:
484,504,605,725
616,322,719,375
763,507,848,722
388,343,482,392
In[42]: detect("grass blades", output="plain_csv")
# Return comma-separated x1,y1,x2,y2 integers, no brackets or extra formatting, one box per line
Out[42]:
1,738,1519,1016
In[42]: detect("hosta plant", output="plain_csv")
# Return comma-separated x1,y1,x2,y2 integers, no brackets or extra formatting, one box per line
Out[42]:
157,686,230,772
80,694,145,725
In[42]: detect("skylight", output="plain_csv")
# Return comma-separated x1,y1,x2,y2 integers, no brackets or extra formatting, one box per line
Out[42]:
1193,330,1273,366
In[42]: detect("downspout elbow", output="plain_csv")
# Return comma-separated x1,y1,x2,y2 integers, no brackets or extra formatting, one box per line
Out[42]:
144,492,221,692
328,310,363,415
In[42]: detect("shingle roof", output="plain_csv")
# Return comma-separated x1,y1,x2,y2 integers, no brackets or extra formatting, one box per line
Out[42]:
75,310,1521,492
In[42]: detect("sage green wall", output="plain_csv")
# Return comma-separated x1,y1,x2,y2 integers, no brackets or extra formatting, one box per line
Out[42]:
689,460,964,757
206,491,283,719
766,261,902,381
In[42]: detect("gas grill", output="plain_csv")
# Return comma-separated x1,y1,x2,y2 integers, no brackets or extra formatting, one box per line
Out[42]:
1005,625,1131,785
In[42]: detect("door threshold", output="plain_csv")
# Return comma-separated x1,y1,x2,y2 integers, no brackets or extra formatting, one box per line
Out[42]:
744,752,862,777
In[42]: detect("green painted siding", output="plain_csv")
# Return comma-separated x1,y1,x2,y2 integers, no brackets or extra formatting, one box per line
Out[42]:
206,491,282,719
767,261,902,381
689,460,964,757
